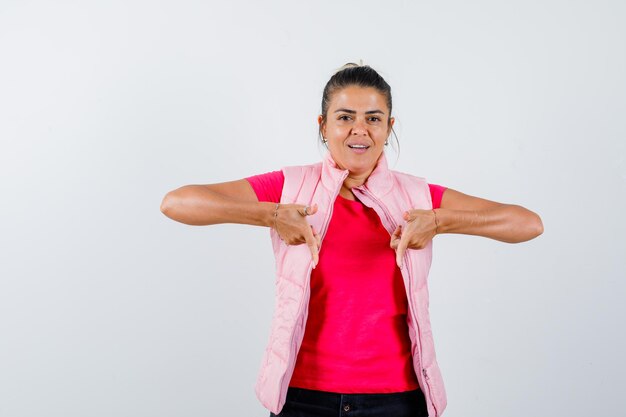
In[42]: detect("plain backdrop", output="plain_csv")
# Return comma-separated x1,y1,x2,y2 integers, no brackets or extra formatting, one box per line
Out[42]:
1,1,624,416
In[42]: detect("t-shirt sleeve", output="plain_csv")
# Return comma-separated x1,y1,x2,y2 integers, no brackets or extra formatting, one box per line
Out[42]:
428,183,447,209
244,170,285,203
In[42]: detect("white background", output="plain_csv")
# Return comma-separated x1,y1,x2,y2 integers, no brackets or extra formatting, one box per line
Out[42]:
1,1,624,416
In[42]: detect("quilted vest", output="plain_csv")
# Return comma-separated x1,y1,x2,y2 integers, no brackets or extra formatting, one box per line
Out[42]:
254,151,448,417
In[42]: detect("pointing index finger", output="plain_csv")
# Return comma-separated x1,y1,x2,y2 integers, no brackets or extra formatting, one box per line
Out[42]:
390,225,402,250
396,226,411,269
304,227,319,268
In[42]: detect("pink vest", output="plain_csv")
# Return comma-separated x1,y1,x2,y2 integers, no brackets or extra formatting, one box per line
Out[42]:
254,152,448,417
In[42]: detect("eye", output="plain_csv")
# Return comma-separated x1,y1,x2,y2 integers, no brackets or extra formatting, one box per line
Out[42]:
338,115,352,121
368,116,381,122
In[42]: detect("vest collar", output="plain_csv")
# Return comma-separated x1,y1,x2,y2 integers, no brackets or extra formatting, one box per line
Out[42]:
321,151,394,197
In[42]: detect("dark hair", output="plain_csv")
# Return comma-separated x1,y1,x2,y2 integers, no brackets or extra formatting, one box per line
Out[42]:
318,62,399,152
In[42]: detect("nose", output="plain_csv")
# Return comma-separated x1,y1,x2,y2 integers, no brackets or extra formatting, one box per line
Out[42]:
351,118,368,136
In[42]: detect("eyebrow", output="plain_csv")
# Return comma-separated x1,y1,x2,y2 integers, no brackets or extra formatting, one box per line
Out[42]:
333,108,385,115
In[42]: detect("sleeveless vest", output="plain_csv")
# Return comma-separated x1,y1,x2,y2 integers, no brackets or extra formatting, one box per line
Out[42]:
254,151,448,417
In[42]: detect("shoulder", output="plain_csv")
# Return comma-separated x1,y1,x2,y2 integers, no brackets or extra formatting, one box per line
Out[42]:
388,169,447,209
389,169,428,186
282,161,322,177
388,169,446,191
282,162,323,187
244,170,285,204
279,161,323,203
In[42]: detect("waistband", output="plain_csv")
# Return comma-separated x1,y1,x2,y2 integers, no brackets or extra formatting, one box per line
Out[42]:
285,386,426,412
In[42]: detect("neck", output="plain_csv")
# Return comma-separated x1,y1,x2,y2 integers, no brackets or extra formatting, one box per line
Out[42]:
340,167,374,199
323,152,390,201
326,152,385,194
343,170,371,189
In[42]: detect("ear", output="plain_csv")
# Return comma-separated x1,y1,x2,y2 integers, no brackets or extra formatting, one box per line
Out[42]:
317,115,326,137
388,116,395,134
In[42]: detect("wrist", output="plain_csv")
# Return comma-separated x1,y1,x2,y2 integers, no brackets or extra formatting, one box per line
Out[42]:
432,208,453,234
260,202,278,228
432,209,440,235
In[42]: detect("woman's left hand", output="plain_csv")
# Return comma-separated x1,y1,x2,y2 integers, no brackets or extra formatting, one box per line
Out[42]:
390,209,438,269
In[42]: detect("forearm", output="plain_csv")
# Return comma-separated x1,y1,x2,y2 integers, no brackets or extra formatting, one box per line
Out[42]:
435,204,543,243
160,185,275,227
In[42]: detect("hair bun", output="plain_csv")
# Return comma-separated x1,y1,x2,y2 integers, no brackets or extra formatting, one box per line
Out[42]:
335,59,365,73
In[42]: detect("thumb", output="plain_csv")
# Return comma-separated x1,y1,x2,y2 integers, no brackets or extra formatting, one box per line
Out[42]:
404,210,418,222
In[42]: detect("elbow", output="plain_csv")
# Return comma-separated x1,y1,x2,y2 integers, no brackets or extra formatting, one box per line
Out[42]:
506,206,543,243
160,191,177,218
522,210,544,242
534,214,544,237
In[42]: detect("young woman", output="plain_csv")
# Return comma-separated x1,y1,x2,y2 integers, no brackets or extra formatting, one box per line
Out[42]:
160,63,544,417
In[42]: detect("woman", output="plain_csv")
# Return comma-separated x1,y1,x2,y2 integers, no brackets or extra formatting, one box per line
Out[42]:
160,63,544,417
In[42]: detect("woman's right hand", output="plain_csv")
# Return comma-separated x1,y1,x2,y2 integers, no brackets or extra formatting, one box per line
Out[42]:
273,203,321,267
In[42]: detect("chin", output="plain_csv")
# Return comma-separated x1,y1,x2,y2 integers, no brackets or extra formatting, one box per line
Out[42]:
332,151,381,175
344,160,375,176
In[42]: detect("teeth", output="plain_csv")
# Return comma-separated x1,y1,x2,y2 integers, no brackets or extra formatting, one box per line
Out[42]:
349,145,368,149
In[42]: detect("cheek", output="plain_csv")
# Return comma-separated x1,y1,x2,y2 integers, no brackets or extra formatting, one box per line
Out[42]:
328,130,347,142
330,124,347,133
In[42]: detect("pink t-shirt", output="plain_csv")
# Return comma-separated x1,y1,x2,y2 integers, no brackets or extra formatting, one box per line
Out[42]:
246,170,446,393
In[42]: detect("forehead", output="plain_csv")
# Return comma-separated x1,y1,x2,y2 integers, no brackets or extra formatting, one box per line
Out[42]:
329,86,388,113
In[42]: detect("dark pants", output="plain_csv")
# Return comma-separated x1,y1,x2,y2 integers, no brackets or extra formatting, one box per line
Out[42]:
269,386,429,417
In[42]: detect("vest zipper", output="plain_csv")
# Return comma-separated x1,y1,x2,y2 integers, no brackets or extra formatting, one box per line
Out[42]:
277,262,313,407
352,186,439,417
319,170,349,245
277,170,349,407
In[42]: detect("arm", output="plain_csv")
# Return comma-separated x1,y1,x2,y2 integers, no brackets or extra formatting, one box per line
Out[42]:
160,179,276,226
436,188,544,243
160,179,322,266
391,188,544,268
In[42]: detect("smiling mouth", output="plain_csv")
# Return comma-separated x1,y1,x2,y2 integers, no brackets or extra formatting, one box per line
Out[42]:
348,144,370,149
